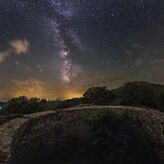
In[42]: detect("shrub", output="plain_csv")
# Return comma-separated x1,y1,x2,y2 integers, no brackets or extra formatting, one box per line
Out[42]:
83,86,115,105
156,90,164,112
82,110,159,164
0,96,49,115
111,81,164,112
121,82,157,107
55,98,84,109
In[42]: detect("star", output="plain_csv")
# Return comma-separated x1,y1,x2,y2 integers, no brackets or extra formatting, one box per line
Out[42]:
0,0,164,100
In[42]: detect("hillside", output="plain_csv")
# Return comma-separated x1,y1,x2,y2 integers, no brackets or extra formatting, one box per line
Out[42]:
110,81,164,111
53,81,164,112
0,106,164,164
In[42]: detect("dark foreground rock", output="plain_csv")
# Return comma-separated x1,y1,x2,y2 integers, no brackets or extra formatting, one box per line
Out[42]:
0,106,164,164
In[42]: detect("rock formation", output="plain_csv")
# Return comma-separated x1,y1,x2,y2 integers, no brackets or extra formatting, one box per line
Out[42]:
0,106,164,164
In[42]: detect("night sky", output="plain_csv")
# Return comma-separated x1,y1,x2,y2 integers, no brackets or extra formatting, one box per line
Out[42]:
0,0,164,100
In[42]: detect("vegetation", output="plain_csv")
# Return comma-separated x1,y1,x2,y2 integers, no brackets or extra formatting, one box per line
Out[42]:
81,81,164,112
1,81,164,114
82,110,159,164
115,81,164,112
55,98,84,109
83,86,115,105
3,82,164,164
0,96,49,115
52,86,115,109
10,109,161,164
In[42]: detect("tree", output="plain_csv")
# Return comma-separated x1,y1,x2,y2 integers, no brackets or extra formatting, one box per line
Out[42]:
156,90,164,112
83,86,115,105
121,82,157,107
0,96,49,115
55,98,83,109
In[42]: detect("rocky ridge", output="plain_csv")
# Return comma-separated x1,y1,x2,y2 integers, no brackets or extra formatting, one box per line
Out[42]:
0,106,164,164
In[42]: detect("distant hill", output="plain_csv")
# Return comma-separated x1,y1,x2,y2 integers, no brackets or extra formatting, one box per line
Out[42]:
110,81,164,112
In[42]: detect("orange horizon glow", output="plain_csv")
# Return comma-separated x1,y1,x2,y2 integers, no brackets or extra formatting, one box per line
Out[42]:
0,90,83,101
0,78,84,101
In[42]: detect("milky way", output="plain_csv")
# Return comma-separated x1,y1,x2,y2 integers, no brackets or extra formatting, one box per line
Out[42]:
0,0,164,100
48,0,82,83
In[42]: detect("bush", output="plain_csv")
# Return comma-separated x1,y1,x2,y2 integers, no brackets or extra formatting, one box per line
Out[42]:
83,86,115,105
119,81,164,111
0,96,49,115
55,98,84,109
156,90,164,112
82,110,159,164
121,82,157,107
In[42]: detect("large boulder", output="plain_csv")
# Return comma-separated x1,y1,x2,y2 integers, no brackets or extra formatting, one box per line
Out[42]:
0,106,164,164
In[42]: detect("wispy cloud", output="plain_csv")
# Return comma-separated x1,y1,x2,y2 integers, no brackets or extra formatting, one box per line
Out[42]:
0,39,29,63
15,60,20,65
135,58,143,67
37,65,43,73
10,39,29,54
125,50,133,55
131,43,141,48
0,50,11,63
153,58,164,64
11,78,46,98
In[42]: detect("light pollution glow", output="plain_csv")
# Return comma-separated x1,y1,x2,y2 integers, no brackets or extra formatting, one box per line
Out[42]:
0,1,164,101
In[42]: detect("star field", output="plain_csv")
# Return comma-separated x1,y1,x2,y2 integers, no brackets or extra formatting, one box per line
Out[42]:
0,0,164,100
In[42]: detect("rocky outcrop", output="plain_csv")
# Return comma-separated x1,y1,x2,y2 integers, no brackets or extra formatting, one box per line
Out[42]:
0,111,54,164
0,106,164,164
0,115,23,126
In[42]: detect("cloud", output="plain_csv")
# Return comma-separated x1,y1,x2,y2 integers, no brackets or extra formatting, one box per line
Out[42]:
0,50,11,63
11,78,47,98
131,43,141,48
135,59,143,67
10,39,29,54
24,66,31,71
10,77,82,100
125,50,133,55
15,60,20,65
71,65,82,79
153,58,164,64
37,65,43,73
0,39,29,63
